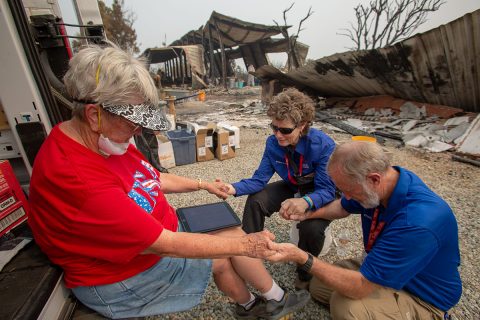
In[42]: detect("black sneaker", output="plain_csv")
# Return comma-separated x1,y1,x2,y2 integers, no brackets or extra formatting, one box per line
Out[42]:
235,294,268,319
263,290,310,320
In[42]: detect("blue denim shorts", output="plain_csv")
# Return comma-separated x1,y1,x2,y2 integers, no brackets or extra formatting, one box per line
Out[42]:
72,256,212,319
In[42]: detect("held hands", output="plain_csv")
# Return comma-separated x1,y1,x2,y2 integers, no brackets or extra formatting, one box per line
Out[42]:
279,198,310,221
197,178,236,200
215,178,237,196
242,230,277,259
244,230,310,265
200,179,230,199
266,241,306,264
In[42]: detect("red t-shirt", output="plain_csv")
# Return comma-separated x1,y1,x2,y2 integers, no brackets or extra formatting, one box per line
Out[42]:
28,125,178,288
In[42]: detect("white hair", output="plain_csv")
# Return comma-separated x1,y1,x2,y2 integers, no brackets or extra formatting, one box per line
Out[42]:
64,44,158,118
328,141,390,184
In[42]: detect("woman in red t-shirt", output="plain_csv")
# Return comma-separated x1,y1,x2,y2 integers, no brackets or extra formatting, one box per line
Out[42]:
28,44,310,319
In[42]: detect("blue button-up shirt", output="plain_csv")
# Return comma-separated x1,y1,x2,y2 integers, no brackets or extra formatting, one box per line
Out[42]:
232,128,336,209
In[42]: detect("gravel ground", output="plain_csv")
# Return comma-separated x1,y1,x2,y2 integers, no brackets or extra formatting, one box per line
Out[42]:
150,91,479,320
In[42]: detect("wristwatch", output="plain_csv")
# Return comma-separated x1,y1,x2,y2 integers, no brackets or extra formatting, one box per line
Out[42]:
298,253,314,272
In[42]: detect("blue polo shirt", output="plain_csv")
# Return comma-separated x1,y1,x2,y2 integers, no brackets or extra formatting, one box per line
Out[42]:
233,128,336,209
341,166,462,311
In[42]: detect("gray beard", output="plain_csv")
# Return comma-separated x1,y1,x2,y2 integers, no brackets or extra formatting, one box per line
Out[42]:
360,184,380,209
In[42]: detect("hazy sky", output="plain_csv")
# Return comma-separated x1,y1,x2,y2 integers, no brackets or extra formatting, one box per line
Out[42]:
92,0,478,64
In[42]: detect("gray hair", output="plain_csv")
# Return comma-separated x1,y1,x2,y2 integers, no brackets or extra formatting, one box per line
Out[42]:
327,141,390,183
64,44,158,119
267,88,315,135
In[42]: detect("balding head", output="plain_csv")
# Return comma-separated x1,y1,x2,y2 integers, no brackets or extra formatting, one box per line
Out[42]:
328,141,390,184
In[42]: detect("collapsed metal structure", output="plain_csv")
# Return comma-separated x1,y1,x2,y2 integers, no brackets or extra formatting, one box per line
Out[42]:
143,45,207,89
256,9,480,113
142,11,309,88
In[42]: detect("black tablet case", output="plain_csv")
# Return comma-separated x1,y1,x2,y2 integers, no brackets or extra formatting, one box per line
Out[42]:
176,202,241,233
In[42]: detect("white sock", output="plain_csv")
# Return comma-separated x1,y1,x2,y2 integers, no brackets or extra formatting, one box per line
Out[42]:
262,281,285,302
239,292,256,310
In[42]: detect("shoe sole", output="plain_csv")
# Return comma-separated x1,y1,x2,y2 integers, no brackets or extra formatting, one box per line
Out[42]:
262,296,309,320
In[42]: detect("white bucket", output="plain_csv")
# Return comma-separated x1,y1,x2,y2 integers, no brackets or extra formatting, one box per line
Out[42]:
228,78,235,89
289,222,333,257
289,221,300,245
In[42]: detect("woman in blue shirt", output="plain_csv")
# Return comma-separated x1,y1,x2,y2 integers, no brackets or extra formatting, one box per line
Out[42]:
223,88,336,288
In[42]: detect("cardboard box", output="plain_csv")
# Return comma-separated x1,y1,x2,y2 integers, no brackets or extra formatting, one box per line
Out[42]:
185,122,214,162
217,122,240,149
213,128,235,160
195,127,214,161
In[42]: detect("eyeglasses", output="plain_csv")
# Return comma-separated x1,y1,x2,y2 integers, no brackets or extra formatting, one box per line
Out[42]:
102,108,141,134
270,123,296,135
122,118,141,134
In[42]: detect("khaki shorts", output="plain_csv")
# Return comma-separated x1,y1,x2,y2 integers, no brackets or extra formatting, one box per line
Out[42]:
309,257,446,320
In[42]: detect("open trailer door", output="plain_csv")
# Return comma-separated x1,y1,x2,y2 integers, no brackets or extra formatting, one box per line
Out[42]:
0,0,106,318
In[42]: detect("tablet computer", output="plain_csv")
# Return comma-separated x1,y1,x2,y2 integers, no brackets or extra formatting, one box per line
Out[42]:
176,202,241,233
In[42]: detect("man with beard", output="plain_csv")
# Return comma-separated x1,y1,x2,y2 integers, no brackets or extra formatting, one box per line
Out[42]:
271,141,462,319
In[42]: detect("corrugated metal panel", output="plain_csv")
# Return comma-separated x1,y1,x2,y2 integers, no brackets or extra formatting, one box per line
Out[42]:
170,11,288,49
457,114,480,156
257,9,480,112
143,45,205,75
168,12,307,71
203,11,287,48
182,45,205,75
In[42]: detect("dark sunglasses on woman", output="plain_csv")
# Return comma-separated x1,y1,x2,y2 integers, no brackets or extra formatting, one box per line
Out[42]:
270,123,296,135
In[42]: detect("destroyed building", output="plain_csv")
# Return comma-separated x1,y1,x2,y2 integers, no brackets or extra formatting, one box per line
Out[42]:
142,9,480,161
142,11,308,89
256,9,480,113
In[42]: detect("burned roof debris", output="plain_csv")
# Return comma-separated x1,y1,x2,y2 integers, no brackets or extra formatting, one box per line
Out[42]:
257,9,480,113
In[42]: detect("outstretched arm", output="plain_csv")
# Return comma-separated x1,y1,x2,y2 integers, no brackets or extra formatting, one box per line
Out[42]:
144,227,277,260
160,173,229,199
267,242,378,299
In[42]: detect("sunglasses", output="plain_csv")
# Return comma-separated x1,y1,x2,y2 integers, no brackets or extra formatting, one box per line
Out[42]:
270,123,296,135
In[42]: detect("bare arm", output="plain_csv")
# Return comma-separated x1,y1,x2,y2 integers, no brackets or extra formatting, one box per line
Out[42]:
308,199,350,220
284,199,351,221
160,173,228,199
267,242,378,299
143,227,276,259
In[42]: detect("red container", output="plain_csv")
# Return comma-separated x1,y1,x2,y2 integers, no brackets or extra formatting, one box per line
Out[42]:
0,160,29,237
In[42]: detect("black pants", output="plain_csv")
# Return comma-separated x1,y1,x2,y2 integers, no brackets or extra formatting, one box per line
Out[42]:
242,180,331,281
